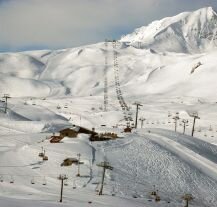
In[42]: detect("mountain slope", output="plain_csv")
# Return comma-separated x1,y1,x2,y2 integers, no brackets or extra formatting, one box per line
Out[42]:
1,43,217,100
121,7,217,53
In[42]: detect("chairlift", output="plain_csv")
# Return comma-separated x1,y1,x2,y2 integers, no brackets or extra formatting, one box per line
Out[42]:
155,195,161,202
38,152,44,157
151,191,157,196
73,180,77,189
64,179,68,186
150,185,156,196
42,177,47,185
95,183,99,193
43,155,48,161
31,177,35,184
111,186,116,196
42,150,48,161
209,125,213,131
38,147,44,157
10,176,14,184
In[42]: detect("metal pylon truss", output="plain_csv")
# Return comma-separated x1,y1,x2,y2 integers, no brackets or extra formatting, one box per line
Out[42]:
112,40,133,125
104,40,109,111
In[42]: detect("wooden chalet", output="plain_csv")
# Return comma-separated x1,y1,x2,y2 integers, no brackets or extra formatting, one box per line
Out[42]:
90,132,118,142
59,126,79,138
59,125,97,138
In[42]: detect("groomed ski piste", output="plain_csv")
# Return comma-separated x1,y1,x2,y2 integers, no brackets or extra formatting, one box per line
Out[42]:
1,6,217,207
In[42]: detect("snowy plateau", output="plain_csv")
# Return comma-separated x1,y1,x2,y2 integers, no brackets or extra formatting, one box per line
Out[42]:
0,6,217,207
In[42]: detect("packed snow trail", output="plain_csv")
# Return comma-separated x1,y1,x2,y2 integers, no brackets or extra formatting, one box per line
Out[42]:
144,128,217,163
143,132,217,181
100,133,217,207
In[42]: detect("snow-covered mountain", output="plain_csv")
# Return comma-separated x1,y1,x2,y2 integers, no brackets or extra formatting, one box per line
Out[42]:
1,7,217,207
0,7,217,100
121,7,217,53
1,42,217,100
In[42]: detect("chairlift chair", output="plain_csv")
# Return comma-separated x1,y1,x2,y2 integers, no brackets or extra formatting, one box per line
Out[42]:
151,185,156,196
155,195,161,202
38,147,44,157
42,177,47,185
10,176,14,184
73,180,77,189
38,152,44,157
43,155,48,161
42,149,48,161
151,191,157,196
31,177,35,184
64,179,68,186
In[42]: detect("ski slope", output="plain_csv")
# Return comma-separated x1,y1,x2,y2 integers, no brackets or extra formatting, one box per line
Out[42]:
0,94,217,206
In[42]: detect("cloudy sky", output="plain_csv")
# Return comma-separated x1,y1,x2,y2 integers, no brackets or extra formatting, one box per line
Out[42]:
0,0,217,52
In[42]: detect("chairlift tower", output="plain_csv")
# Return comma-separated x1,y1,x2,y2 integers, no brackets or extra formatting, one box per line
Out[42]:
182,194,193,207
76,153,81,177
97,161,113,195
189,112,200,137
173,113,180,132
58,174,68,203
2,94,11,113
139,117,146,128
133,102,143,129
182,119,188,135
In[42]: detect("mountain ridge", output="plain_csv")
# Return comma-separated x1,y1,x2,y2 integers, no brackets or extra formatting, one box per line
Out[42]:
121,7,217,53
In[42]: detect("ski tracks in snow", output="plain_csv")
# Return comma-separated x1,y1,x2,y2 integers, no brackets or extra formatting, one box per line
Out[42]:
143,132,217,182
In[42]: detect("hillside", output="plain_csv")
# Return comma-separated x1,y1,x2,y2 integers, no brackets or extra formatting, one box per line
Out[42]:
0,42,217,100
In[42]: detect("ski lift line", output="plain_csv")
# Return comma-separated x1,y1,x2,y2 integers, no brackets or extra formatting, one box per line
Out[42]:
104,40,109,112
0,173,80,179
112,40,130,115
0,173,204,204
